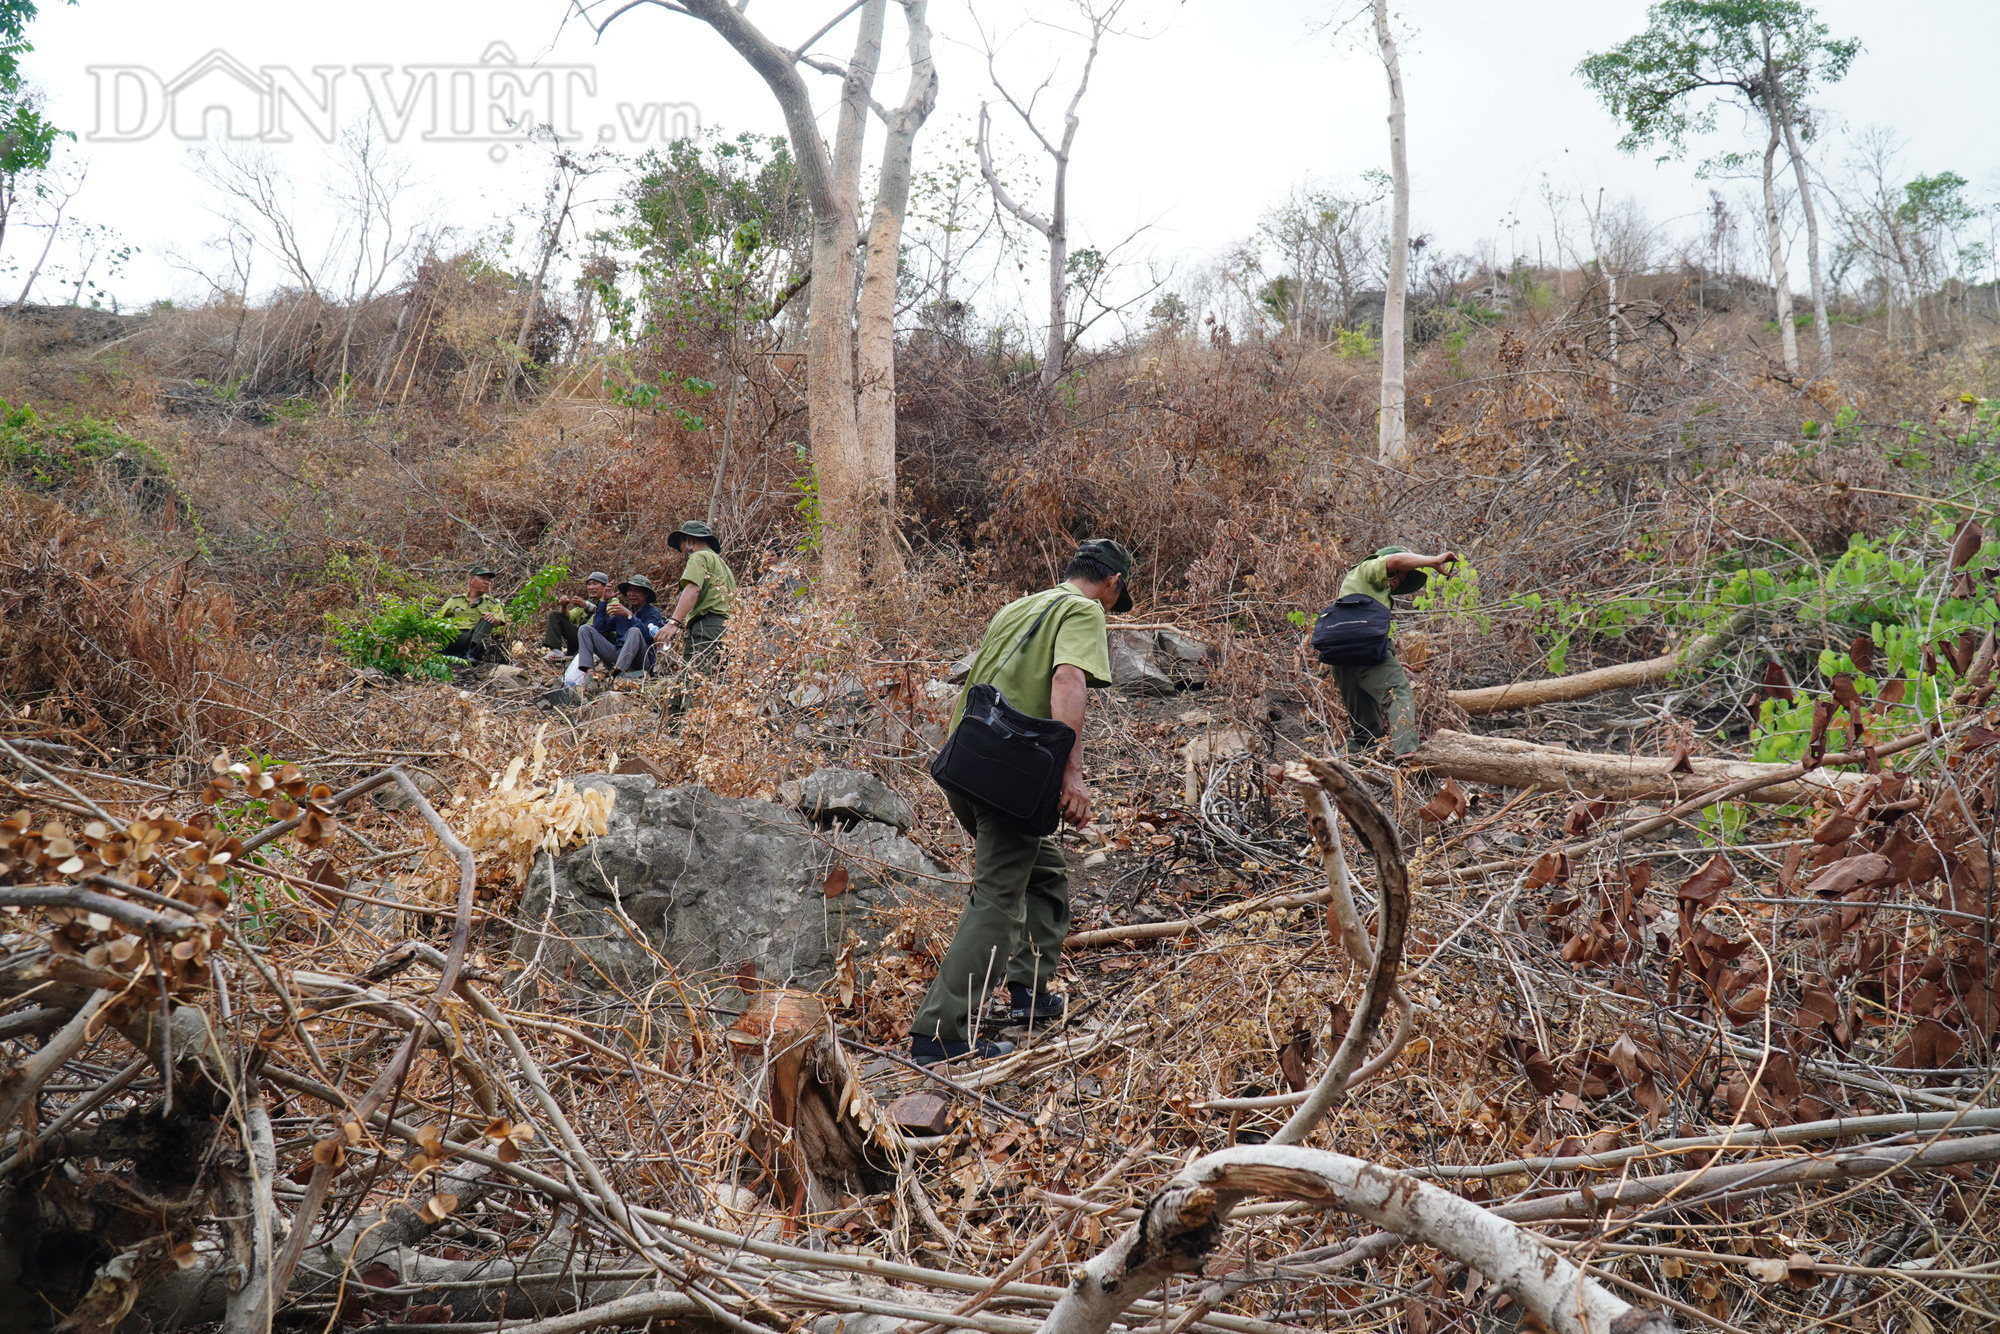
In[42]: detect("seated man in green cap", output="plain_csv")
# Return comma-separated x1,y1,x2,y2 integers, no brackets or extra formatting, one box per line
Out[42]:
657,520,736,667
907,538,1134,1066
438,567,510,664
543,571,611,664
1324,545,1456,756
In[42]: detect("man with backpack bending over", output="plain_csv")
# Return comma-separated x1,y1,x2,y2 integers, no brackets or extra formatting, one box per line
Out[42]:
1314,545,1457,757
908,539,1133,1066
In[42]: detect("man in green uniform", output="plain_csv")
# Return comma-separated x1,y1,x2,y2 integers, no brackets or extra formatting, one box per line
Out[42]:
908,539,1134,1066
1331,544,1456,756
542,571,611,663
658,520,736,667
438,567,510,664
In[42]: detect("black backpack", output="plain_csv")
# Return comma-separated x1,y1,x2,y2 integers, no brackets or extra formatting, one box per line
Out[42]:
1311,594,1393,666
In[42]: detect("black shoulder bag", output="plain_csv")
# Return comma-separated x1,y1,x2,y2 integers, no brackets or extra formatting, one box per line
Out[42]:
1311,593,1393,666
929,595,1083,836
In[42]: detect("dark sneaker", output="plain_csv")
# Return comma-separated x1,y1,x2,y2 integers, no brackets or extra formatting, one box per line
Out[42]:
910,1034,1015,1066
1005,984,1066,1025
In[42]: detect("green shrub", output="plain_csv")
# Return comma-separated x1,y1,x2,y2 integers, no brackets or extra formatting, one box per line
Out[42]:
505,562,570,624
328,595,457,680
1334,327,1378,359
0,396,162,491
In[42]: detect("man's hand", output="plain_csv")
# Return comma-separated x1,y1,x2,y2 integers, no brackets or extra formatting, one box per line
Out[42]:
606,600,629,618
1432,549,1459,572
481,610,504,624
657,620,681,645
1059,770,1092,827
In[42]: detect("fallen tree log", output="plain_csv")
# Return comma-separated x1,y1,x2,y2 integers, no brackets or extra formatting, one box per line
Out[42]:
1447,606,1757,716
1412,728,1870,805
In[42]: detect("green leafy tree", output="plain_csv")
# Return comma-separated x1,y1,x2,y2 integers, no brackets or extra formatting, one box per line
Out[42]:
0,2,76,261
1578,0,1859,374
1830,134,1985,342
606,130,808,335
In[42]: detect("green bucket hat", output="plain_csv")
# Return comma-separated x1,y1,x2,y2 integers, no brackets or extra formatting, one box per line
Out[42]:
1375,545,1427,596
617,574,658,600
668,519,720,553
1074,538,1136,614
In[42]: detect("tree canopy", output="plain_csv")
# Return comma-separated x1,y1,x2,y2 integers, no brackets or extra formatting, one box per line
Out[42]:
1577,0,1859,160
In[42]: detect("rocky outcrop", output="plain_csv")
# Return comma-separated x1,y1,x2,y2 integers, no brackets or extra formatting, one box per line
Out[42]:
513,773,957,993
792,767,914,832
1107,627,1213,695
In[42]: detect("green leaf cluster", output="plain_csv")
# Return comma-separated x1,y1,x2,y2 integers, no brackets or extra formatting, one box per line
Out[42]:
504,562,571,624
326,596,457,681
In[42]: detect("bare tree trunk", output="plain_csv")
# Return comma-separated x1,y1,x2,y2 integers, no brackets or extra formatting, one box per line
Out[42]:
1770,92,1833,370
1373,0,1409,464
1449,605,1757,715
513,162,584,396
974,2,1114,395
855,0,936,580
1411,728,1869,805
679,0,888,584
1760,112,1800,375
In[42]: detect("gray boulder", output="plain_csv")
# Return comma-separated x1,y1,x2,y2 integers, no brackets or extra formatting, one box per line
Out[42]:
1107,627,1214,695
1107,627,1178,695
796,767,914,833
513,774,957,993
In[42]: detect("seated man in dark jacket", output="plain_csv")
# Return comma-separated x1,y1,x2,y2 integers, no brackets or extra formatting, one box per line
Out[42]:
568,575,668,682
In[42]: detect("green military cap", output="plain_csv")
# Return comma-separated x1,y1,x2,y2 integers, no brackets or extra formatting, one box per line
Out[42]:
1074,538,1136,614
668,519,720,553
469,565,502,578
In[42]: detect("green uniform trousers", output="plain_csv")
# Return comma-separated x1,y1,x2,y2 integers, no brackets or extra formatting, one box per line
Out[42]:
666,613,725,714
684,612,725,664
909,793,1070,1044
1332,654,1419,756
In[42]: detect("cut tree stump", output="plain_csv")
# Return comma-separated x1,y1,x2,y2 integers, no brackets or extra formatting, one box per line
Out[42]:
1446,605,1758,716
1411,728,1870,805
726,992,894,1221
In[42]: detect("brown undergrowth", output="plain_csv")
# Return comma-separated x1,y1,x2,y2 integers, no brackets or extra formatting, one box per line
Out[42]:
3,280,2000,1331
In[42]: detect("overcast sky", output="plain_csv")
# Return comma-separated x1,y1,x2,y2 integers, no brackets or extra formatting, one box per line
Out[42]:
22,0,2000,310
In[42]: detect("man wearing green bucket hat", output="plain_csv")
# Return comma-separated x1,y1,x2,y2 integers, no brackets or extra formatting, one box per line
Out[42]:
659,520,736,667
1327,544,1456,756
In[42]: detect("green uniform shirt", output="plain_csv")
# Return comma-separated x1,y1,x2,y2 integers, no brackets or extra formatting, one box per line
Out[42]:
952,584,1112,728
679,548,736,620
1340,558,1399,609
437,593,506,632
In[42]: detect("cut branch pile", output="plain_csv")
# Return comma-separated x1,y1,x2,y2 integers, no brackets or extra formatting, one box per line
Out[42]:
3,666,1999,1334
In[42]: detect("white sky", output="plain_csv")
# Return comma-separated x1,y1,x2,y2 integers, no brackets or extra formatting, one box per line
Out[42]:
22,0,2000,310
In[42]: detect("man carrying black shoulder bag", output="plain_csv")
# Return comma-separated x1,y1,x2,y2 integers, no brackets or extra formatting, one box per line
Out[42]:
910,539,1134,1066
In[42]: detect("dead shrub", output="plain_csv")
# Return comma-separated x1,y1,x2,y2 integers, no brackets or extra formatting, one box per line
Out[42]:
0,488,271,748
